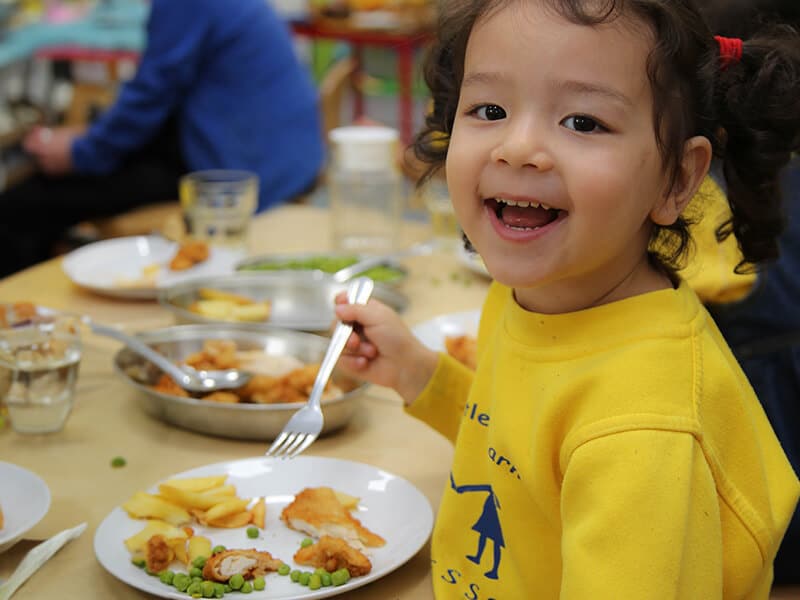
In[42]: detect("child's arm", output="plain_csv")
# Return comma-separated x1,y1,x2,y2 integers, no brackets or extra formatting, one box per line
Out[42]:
560,430,723,599
334,296,439,404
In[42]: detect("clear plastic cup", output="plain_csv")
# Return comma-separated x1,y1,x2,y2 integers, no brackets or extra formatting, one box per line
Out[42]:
0,316,82,434
180,170,259,251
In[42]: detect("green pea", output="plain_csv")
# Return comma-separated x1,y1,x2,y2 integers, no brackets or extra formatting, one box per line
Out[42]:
192,576,204,584
131,557,146,568
240,581,253,594
158,570,174,585
298,572,311,586
201,580,215,598
308,574,322,590
173,573,191,592
213,582,225,599
290,569,301,582
189,567,203,578
229,573,245,590
331,568,350,586
211,545,226,555
313,567,328,577
246,526,259,539
110,456,127,468
252,576,265,591
223,584,232,593
300,537,313,548
321,572,332,586
277,563,291,576
192,556,208,568
186,581,202,597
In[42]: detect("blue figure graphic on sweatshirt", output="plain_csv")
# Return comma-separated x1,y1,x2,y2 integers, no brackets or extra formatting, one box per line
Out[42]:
450,473,504,580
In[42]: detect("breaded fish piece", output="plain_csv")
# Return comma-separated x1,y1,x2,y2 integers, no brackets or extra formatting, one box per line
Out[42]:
281,487,385,549
294,535,372,577
202,549,283,582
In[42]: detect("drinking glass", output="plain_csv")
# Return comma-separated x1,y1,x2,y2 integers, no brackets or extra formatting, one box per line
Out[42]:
180,170,258,251
0,316,82,434
420,176,460,248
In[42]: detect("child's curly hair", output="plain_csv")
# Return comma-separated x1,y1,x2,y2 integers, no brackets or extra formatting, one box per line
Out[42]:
413,0,800,273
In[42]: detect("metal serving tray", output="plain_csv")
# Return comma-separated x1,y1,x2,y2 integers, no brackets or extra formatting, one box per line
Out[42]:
158,272,408,333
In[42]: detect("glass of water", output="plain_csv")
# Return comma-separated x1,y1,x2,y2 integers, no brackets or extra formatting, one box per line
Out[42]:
0,316,82,434
180,170,259,252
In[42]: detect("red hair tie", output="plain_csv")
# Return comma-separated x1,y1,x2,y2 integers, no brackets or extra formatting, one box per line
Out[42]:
714,35,743,69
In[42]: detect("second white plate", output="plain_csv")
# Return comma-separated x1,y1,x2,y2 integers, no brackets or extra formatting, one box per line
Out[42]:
62,236,243,300
412,310,481,353
0,462,51,553
94,456,434,599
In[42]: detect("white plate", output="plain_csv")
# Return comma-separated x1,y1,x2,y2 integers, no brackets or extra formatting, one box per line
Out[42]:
412,310,481,353
0,462,51,553
62,236,243,300
456,246,490,279
94,456,434,599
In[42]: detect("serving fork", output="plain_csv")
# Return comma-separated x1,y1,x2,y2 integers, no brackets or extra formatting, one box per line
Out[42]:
266,276,374,459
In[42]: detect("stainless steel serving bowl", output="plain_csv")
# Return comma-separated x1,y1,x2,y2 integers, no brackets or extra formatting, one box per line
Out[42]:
113,323,367,440
159,272,408,333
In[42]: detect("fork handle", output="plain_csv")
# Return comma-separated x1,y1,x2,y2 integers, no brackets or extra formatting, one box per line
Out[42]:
307,277,374,409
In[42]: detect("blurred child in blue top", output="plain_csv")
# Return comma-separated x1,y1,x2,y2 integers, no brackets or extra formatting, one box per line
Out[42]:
2,0,323,276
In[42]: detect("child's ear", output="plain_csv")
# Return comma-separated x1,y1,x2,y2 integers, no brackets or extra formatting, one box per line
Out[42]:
651,136,712,225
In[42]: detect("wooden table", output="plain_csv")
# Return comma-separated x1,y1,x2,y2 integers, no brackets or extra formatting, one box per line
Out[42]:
0,204,488,599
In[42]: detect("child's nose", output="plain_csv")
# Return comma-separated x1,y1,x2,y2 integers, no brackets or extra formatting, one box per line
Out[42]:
490,122,554,171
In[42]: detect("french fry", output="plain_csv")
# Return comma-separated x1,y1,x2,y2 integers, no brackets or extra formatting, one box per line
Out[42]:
187,535,212,564
204,498,251,523
334,490,360,510
168,537,190,565
207,510,252,529
160,475,228,492
198,287,255,305
122,492,191,526
250,498,266,529
201,485,237,497
124,520,187,553
158,484,238,510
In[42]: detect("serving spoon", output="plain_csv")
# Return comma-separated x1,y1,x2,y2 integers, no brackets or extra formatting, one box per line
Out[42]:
88,320,252,393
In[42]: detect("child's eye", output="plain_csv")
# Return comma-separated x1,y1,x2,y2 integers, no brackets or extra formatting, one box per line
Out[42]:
561,115,606,133
470,104,507,121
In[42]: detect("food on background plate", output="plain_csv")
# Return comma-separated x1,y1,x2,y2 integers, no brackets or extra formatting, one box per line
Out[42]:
169,239,210,271
0,502,4,529
0,302,48,328
445,335,477,370
239,254,405,284
294,534,372,577
114,263,161,289
281,486,386,550
149,340,345,404
188,287,271,322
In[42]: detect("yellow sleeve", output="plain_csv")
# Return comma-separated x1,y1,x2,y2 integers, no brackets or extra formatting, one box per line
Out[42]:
681,177,755,304
405,352,474,444
560,430,722,599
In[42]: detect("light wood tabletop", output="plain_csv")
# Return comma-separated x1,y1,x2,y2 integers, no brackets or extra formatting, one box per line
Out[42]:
0,204,490,600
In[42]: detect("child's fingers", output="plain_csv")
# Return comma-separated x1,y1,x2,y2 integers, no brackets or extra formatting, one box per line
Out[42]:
336,354,369,372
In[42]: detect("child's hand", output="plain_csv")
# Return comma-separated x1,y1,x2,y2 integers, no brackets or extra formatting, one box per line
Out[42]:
334,293,438,405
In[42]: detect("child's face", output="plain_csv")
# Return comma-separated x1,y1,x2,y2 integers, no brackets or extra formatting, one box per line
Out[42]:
446,2,676,313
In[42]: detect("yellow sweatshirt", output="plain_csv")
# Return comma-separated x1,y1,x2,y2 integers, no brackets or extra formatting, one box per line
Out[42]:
408,280,798,599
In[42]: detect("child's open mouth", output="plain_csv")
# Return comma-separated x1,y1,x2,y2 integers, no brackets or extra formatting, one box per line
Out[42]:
486,198,564,230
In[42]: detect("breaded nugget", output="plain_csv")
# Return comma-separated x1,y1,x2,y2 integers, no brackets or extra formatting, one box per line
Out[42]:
281,487,385,549
203,391,240,403
145,534,175,573
294,535,372,577
153,373,190,397
202,549,283,582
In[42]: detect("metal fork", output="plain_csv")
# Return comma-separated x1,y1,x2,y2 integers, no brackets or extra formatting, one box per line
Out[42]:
265,276,374,459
